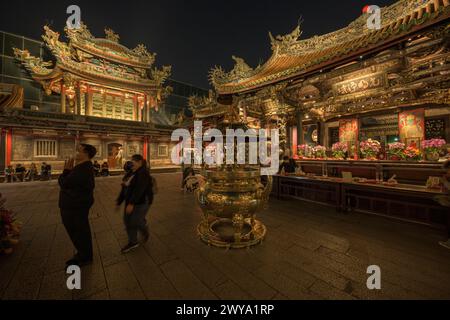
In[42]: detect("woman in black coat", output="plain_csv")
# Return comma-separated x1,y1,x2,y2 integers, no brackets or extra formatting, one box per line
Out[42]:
117,155,154,253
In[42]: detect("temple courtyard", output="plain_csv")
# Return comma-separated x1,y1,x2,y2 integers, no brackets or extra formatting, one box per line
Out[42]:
0,172,450,300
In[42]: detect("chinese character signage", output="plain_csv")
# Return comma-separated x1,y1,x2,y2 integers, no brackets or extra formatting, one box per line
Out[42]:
333,73,386,96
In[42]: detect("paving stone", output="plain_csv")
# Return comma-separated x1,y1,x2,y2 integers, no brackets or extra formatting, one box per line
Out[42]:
1,173,450,300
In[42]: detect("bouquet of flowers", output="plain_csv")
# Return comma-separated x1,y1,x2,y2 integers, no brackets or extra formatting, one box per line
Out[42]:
298,144,311,158
0,193,21,255
313,145,327,159
403,146,422,161
331,142,348,159
421,139,446,152
387,142,406,160
421,139,446,161
360,139,381,160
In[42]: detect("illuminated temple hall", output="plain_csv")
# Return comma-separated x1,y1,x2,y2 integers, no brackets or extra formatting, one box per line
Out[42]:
1,0,450,302
0,24,206,171
194,0,450,229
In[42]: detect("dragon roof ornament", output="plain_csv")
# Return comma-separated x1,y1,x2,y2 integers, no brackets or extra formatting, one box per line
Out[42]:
13,48,54,76
104,28,120,43
209,55,261,87
269,25,302,55
151,65,172,85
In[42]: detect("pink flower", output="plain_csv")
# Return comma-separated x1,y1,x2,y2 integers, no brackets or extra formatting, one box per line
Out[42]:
421,139,446,150
332,142,348,152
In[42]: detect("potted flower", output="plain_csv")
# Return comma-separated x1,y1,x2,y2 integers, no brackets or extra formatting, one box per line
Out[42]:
0,193,21,255
297,144,310,159
403,146,422,161
387,142,406,160
360,139,381,160
313,145,327,159
331,142,348,159
421,139,446,161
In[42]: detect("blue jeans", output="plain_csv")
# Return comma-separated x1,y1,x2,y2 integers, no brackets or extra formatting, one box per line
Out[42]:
123,203,150,244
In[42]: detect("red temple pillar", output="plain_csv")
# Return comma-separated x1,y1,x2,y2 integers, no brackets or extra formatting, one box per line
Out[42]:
5,128,12,166
143,136,149,161
292,127,298,159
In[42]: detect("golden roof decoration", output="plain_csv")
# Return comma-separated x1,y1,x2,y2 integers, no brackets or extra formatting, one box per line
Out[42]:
132,44,157,64
12,48,54,76
42,25,72,62
209,55,261,87
151,65,172,85
13,22,172,94
210,0,450,94
65,22,94,41
269,25,302,55
104,28,120,43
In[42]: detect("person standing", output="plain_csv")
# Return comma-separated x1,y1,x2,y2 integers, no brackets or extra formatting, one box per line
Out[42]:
4,165,15,183
93,160,101,177
101,161,109,176
27,163,38,181
41,162,48,180
15,164,26,182
117,154,154,253
59,144,97,267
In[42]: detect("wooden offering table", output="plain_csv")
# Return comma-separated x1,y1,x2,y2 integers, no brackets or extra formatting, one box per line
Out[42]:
273,161,449,231
296,160,446,185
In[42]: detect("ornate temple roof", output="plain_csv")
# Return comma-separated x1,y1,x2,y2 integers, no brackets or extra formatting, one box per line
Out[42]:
0,83,23,109
13,22,171,95
210,0,450,95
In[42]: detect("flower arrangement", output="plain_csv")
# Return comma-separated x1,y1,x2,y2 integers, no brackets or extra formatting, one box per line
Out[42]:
360,139,381,160
387,142,406,160
313,145,327,159
403,146,422,161
331,142,348,159
421,139,446,161
421,139,446,152
0,193,21,255
298,144,311,158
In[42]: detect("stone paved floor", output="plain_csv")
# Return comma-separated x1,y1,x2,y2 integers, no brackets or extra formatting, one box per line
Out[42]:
1,173,450,300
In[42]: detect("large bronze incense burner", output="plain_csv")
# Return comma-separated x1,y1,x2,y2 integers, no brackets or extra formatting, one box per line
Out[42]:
190,96,273,248
196,166,272,248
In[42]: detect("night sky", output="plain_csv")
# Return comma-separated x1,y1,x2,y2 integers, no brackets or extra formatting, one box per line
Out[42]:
1,0,396,89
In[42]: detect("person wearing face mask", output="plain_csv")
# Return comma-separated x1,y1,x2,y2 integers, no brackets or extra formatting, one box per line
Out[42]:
116,154,154,254
59,143,97,267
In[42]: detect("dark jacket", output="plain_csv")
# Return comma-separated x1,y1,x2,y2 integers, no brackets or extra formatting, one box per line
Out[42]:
58,161,95,210
279,159,297,174
117,166,153,206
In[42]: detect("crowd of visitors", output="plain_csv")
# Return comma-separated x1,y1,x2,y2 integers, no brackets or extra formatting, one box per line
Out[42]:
3,160,113,183
4,162,51,182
